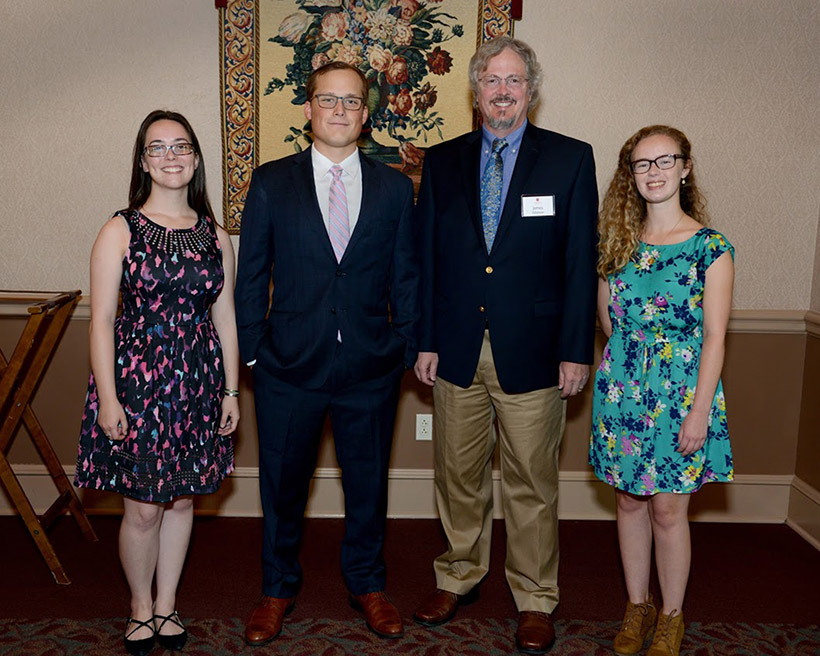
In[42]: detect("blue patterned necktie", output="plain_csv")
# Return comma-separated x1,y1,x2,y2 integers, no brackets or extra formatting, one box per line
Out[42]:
480,138,508,252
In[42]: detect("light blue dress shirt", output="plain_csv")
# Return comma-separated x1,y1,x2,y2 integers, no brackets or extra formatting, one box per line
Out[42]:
479,120,527,221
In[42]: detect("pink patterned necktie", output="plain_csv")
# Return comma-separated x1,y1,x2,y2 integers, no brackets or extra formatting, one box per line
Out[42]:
328,165,349,262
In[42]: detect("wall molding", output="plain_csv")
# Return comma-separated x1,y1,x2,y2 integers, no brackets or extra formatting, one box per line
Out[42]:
0,293,90,319
787,476,820,551
1,465,793,524
805,310,820,337
1,302,814,335
724,309,808,334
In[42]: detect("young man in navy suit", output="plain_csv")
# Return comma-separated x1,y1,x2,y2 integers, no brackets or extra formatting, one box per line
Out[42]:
235,62,418,644
413,37,598,654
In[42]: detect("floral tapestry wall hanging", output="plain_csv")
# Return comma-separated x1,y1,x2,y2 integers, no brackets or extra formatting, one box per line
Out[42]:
220,0,513,232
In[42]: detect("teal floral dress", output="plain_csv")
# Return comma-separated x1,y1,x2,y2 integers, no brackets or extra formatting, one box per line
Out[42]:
589,228,734,495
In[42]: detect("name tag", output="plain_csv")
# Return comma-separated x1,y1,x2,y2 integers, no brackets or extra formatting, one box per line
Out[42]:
521,194,555,217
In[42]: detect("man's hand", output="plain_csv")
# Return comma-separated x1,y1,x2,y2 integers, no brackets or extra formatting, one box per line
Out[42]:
558,361,589,399
414,352,439,387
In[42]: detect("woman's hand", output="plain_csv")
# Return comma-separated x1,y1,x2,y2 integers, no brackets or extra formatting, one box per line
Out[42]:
98,400,129,441
678,410,708,456
218,396,240,435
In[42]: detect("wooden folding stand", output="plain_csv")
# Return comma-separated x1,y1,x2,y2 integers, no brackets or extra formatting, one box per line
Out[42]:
0,290,98,584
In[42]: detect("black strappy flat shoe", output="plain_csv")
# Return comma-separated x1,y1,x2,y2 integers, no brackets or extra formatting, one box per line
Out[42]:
124,617,155,656
153,611,188,651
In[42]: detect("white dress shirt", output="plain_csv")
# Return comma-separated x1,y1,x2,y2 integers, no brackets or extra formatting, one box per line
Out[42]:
311,146,363,235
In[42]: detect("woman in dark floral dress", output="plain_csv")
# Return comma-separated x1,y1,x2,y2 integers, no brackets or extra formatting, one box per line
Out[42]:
590,126,734,656
75,110,240,656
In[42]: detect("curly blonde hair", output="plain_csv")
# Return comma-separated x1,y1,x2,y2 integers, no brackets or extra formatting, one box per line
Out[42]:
597,125,709,277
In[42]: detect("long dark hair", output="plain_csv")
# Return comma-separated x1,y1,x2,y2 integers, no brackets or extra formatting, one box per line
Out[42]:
128,110,214,219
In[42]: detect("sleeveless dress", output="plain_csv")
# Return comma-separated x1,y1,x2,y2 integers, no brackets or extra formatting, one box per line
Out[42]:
589,228,734,495
75,209,234,502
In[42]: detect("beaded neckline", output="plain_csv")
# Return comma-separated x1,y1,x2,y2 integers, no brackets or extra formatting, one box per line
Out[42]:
130,210,212,254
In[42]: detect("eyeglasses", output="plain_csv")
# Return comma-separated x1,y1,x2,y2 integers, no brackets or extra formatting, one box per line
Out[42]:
312,94,365,111
479,75,528,90
143,143,195,158
630,154,685,174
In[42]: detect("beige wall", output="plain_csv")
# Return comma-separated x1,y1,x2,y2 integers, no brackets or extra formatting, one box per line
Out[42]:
813,208,820,312
1,3,818,529
1,1,819,311
517,0,820,311
0,1,224,291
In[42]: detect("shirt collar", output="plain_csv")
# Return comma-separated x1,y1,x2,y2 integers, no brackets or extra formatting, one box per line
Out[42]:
311,146,361,180
481,120,527,156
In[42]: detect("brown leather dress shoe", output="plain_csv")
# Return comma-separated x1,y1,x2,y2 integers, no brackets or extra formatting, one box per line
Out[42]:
244,596,295,646
414,588,477,627
515,611,556,654
349,591,404,638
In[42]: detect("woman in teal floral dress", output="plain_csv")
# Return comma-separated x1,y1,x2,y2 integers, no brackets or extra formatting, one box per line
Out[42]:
590,126,734,656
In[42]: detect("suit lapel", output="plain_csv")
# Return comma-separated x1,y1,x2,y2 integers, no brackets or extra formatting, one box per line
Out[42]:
344,152,374,260
492,123,541,252
290,147,338,262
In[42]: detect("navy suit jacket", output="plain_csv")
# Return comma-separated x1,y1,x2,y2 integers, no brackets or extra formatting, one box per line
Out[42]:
235,147,419,389
417,123,598,394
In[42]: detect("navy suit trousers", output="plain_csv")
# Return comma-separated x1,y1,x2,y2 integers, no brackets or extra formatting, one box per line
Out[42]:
253,343,403,597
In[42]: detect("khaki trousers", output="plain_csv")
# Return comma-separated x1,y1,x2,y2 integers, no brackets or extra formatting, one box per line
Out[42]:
432,330,566,612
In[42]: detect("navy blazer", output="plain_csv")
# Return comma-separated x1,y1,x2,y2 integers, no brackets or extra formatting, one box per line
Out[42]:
235,148,419,389
417,123,599,394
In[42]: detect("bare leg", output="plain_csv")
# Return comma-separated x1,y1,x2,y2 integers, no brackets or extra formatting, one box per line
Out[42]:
649,492,691,613
615,490,653,604
154,495,194,635
120,497,164,640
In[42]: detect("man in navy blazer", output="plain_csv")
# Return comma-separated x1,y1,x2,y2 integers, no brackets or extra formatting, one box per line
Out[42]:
413,38,598,654
235,62,418,644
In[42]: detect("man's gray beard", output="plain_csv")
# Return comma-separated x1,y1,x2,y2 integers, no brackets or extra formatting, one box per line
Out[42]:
485,115,515,131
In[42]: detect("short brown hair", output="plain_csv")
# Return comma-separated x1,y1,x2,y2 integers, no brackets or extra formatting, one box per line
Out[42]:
305,61,368,102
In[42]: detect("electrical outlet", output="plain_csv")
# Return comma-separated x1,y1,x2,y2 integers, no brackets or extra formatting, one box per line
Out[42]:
415,413,433,441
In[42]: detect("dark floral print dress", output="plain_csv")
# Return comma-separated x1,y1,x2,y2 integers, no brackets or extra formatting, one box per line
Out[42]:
75,209,234,502
589,228,734,495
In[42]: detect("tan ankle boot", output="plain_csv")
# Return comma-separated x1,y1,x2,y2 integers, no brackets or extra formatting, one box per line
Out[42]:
646,610,684,656
613,594,657,655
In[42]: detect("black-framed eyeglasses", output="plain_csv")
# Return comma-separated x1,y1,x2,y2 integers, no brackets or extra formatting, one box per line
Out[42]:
630,154,685,174
143,143,195,158
479,75,528,90
312,94,365,111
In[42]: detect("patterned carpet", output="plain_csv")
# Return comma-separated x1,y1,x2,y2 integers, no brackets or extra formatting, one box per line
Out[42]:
2,618,818,656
